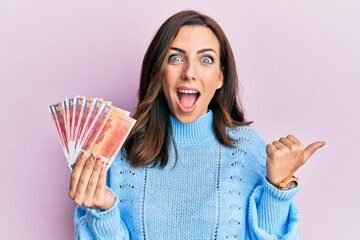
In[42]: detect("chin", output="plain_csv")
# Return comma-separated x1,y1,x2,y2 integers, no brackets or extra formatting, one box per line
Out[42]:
173,112,201,124
178,118,196,124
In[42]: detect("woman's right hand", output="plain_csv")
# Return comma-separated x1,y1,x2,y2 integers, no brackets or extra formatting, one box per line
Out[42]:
69,153,115,211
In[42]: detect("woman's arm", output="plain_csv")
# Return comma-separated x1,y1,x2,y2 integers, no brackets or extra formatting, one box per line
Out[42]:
247,133,324,239
70,154,130,239
74,193,129,240
248,179,300,239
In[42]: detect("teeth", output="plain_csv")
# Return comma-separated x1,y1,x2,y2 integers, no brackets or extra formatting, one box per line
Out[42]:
178,89,198,94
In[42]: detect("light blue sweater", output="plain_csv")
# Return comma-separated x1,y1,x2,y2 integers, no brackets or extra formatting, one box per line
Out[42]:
75,111,300,239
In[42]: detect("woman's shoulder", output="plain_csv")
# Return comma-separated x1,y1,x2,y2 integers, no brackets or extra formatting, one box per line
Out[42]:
226,125,267,161
108,151,146,186
109,151,135,174
227,125,265,147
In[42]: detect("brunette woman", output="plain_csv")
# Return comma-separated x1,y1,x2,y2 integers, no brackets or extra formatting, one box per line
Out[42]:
69,10,324,239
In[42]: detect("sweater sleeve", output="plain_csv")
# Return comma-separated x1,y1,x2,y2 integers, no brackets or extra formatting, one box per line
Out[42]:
248,179,300,239
74,187,130,239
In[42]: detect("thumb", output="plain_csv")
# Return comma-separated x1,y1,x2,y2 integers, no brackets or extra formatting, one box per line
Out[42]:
303,141,326,163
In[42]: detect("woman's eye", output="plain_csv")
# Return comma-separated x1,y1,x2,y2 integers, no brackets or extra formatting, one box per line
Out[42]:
168,54,182,63
201,56,214,64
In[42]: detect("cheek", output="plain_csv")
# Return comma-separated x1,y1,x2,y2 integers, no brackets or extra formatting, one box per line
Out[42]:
202,71,222,93
162,70,175,89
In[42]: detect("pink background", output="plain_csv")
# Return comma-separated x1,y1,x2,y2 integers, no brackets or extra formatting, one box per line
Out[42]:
1,0,359,239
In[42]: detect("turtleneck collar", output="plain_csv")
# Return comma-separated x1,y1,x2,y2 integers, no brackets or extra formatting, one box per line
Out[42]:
169,111,217,144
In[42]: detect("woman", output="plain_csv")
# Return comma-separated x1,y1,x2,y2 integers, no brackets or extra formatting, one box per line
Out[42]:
69,10,325,239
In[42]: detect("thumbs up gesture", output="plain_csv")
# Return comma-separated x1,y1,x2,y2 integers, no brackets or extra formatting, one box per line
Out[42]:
266,135,325,186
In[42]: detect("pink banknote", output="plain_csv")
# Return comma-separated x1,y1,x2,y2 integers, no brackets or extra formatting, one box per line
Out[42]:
88,106,136,168
72,100,109,165
49,96,136,170
73,96,87,153
49,102,69,163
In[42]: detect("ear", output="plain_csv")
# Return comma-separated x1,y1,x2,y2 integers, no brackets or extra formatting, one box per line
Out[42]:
216,70,224,89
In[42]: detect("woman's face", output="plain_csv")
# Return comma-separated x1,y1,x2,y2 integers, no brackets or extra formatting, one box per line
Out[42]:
162,26,224,124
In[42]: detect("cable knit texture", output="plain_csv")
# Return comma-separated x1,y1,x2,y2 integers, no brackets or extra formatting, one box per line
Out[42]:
74,111,300,239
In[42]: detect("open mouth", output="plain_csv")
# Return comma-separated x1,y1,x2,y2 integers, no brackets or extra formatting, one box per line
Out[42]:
177,89,200,110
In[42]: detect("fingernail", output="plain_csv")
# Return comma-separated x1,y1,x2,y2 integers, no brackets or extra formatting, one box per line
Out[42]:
102,162,109,169
89,154,95,162
96,157,101,162
104,162,109,169
78,151,85,160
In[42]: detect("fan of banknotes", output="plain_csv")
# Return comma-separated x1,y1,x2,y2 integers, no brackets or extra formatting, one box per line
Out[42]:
49,96,136,170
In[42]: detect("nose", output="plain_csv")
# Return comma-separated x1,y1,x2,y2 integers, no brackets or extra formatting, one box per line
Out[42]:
181,60,197,81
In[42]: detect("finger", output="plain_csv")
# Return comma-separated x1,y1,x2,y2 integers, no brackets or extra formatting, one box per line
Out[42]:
266,143,277,156
279,137,293,147
280,137,304,154
75,154,96,200
303,141,326,163
83,157,103,201
69,152,87,199
94,162,108,198
286,135,301,144
272,141,286,150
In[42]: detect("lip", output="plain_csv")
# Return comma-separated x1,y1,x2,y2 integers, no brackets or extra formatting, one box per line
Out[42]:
176,86,200,92
176,86,200,113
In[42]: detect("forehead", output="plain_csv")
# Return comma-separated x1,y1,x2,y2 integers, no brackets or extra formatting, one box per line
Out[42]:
171,26,220,51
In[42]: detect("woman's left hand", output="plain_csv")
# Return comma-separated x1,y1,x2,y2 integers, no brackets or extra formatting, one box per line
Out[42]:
266,135,325,186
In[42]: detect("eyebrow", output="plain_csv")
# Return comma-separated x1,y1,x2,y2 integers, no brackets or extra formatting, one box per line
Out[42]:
170,47,218,56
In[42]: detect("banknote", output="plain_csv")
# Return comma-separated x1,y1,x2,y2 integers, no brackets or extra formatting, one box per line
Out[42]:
49,96,136,170
49,106,69,162
89,106,136,168
63,98,74,161
70,96,79,146
75,98,97,151
49,103,69,163
72,100,108,165
73,96,87,153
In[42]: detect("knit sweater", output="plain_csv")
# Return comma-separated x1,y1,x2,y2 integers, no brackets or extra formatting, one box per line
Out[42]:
74,111,300,239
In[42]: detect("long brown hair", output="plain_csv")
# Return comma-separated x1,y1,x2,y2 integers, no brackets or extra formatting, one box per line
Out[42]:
123,10,250,167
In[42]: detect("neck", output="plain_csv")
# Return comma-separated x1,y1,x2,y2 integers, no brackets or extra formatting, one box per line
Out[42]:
170,111,216,144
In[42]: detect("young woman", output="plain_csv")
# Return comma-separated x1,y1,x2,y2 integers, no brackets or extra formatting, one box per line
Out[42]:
69,10,325,239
